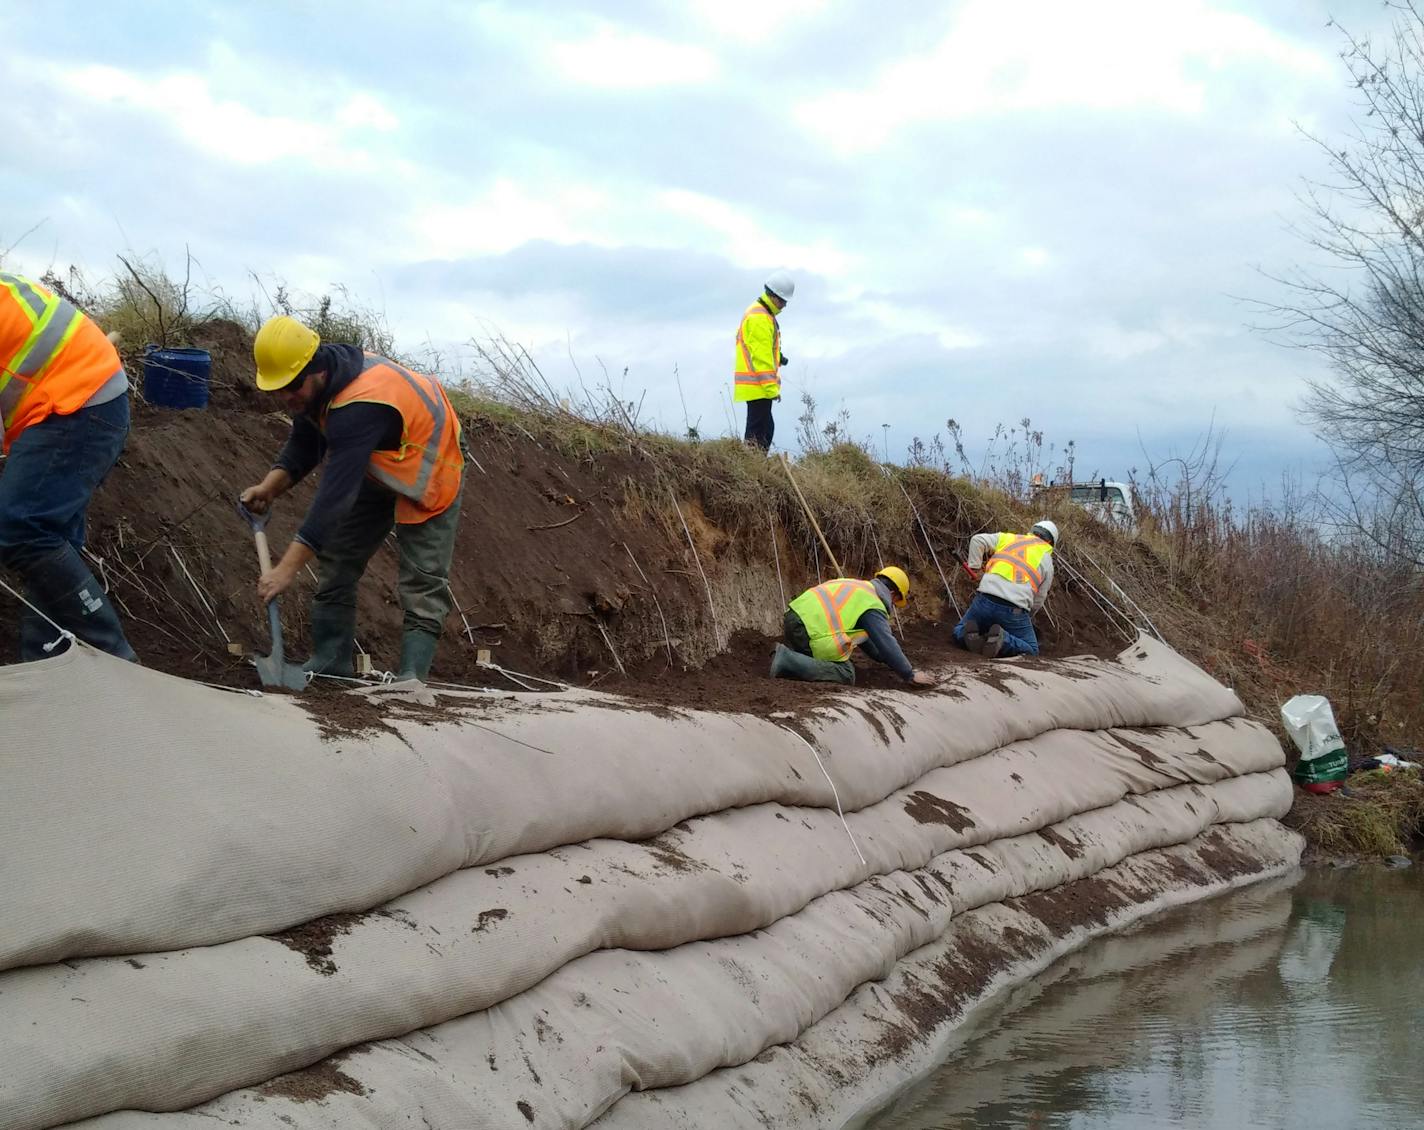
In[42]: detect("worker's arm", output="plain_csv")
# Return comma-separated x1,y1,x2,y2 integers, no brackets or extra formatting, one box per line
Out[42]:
254,403,400,602
1032,554,1055,614
966,532,999,571
273,416,327,486
858,609,917,682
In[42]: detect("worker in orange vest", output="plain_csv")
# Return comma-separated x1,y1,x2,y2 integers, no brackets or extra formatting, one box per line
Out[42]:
771,566,936,686
734,271,793,451
0,272,136,662
955,521,1058,658
239,316,465,682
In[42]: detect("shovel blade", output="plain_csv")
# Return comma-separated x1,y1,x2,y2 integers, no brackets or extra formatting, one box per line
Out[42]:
255,652,307,691
254,598,306,690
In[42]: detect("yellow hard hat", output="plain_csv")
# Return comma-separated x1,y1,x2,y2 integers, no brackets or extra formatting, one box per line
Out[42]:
875,566,910,606
253,315,320,391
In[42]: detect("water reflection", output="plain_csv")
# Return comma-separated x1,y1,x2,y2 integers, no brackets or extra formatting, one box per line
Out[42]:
860,867,1424,1129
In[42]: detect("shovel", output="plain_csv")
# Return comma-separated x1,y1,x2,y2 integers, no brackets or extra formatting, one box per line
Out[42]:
235,499,308,691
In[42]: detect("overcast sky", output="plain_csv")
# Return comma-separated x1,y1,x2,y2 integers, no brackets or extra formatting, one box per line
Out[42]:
1,1,1394,495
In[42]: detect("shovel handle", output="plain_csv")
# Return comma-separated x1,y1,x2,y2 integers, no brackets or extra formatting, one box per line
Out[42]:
253,529,274,576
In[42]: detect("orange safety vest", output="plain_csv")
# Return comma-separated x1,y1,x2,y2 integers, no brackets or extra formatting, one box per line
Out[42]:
789,578,885,662
324,354,464,523
733,297,781,402
984,532,1052,593
0,272,124,451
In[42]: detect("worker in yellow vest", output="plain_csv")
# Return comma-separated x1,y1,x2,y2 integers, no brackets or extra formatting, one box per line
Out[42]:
0,272,136,662
771,566,937,686
733,271,793,451
239,315,465,683
955,521,1058,658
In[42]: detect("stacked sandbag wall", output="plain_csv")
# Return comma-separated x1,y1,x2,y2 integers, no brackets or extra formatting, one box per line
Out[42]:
0,637,1301,1130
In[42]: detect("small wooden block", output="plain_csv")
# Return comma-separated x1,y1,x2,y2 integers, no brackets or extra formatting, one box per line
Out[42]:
227,642,246,656
355,654,374,676
477,648,492,665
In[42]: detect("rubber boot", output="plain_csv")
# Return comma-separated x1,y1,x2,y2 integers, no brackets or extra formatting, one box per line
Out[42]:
961,618,984,654
396,628,440,683
303,603,357,677
20,548,137,662
769,643,855,684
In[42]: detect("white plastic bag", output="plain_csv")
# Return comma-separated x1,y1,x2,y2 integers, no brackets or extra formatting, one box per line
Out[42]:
1280,695,1348,788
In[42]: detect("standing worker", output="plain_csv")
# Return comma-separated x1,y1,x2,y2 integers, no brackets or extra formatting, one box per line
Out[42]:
771,566,936,686
0,271,136,661
734,271,793,451
239,315,464,682
954,520,1058,659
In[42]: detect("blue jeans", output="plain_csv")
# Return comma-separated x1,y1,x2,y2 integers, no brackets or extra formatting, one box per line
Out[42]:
0,395,136,661
953,592,1039,657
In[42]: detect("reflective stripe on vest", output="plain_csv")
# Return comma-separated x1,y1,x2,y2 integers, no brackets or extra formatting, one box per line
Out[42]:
0,273,121,448
789,578,884,662
327,354,464,520
733,299,780,396
984,533,1052,593
0,273,87,425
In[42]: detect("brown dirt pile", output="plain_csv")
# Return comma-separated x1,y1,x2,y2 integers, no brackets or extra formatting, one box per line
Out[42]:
0,319,1125,713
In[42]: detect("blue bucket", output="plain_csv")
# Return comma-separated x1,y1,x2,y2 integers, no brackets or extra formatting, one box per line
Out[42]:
142,345,211,409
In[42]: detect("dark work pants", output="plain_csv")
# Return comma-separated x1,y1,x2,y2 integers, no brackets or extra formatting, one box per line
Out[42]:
313,479,461,637
0,395,136,661
744,399,775,451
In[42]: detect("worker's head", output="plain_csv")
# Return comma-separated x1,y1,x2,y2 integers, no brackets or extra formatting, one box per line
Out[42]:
874,566,910,607
253,315,326,412
1031,519,1059,547
764,270,795,309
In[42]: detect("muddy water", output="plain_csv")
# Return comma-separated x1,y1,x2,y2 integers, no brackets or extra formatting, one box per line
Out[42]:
861,866,1424,1129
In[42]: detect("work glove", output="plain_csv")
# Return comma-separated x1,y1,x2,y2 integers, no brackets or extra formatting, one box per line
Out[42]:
779,353,789,366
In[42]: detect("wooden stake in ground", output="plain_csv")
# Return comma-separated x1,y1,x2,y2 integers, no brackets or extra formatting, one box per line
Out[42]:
780,454,844,577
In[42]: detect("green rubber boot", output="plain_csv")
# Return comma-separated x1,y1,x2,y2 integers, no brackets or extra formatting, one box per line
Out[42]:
769,643,855,684
303,603,357,678
397,628,440,683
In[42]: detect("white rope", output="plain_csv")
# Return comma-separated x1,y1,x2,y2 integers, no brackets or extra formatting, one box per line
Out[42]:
779,725,865,866
887,470,961,618
478,660,569,690
668,488,724,649
0,573,75,654
867,521,904,637
769,510,786,607
168,544,231,644
1074,546,1167,643
622,541,674,664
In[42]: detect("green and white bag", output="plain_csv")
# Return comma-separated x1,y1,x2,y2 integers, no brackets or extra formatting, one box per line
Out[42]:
1281,694,1348,791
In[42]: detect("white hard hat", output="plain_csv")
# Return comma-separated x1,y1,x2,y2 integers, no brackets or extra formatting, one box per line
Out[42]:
1031,519,1059,547
764,270,795,301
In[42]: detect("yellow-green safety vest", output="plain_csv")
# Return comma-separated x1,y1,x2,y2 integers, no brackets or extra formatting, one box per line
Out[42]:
984,532,1052,593
733,297,780,402
789,578,885,661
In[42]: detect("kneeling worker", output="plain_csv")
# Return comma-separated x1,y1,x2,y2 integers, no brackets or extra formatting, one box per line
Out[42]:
239,315,464,682
954,520,1057,659
771,567,936,686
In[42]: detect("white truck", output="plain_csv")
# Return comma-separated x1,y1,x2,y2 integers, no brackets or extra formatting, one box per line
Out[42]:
1031,477,1137,531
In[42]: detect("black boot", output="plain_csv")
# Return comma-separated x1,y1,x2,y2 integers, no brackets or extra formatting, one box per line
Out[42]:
396,629,440,683
20,548,136,662
304,603,357,677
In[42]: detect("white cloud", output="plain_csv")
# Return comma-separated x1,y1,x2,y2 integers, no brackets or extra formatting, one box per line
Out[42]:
548,24,719,89
794,0,1333,154
687,0,830,44
656,188,853,276
410,178,616,258
32,60,402,168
